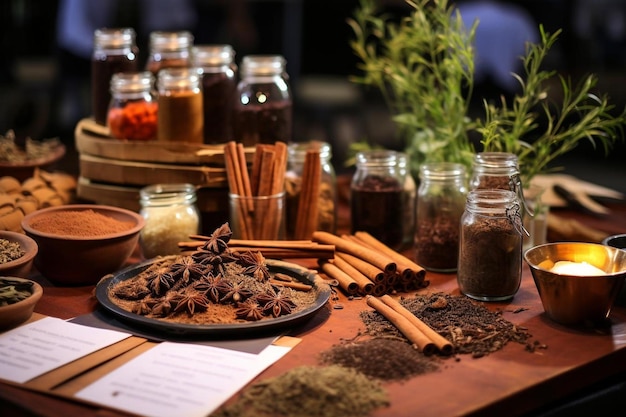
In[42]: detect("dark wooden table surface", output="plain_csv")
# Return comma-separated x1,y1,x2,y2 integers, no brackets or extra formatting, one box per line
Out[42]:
2,194,626,417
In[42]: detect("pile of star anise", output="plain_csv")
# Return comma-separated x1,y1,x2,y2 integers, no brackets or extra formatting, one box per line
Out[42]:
110,223,297,321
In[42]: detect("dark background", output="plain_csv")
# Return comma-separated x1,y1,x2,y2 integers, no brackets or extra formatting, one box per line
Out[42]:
1,0,625,192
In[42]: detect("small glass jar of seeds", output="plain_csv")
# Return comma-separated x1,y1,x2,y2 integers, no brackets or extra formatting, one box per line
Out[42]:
457,189,524,301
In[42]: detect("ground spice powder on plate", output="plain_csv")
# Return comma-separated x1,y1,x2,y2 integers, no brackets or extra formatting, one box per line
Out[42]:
29,209,134,236
212,365,390,417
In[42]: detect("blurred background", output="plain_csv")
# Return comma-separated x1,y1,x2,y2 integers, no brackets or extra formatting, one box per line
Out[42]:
1,0,625,192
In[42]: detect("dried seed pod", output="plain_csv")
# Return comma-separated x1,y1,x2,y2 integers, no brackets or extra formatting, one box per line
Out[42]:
21,177,47,193
0,176,21,194
0,194,16,215
30,187,64,207
14,195,39,215
0,208,24,232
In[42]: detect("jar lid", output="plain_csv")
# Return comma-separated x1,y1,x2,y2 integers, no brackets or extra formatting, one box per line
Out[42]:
110,71,154,94
241,55,286,77
355,150,400,167
157,67,201,91
288,141,332,162
94,27,136,48
140,183,197,206
419,162,466,181
192,45,235,67
149,31,193,51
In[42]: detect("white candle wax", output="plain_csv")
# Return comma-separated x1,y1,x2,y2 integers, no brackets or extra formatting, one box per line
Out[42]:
550,261,605,276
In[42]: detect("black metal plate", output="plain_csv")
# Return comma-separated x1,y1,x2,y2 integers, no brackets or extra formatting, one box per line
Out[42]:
95,258,331,336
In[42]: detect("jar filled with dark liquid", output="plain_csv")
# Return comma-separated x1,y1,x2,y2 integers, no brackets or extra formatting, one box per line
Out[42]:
156,67,203,143
145,31,193,76
233,55,292,146
350,150,406,250
192,44,237,144
91,28,138,126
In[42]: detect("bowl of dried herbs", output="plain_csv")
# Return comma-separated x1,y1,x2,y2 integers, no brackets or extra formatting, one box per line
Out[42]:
0,276,43,329
0,230,38,278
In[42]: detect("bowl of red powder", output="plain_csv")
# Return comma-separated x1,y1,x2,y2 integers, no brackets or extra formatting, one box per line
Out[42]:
21,205,145,286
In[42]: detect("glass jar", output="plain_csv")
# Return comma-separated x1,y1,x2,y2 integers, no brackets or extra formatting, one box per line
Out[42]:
91,28,139,126
457,189,524,301
415,162,467,272
350,150,407,251
107,71,158,141
285,141,337,239
145,31,193,76
470,151,521,192
399,153,417,250
233,55,292,146
192,45,237,144
139,183,201,259
156,67,204,143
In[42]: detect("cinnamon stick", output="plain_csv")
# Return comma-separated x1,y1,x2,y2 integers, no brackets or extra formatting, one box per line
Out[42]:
366,295,436,355
294,149,321,239
312,231,397,274
336,252,386,284
270,141,288,195
354,231,426,283
269,279,312,292
380,294,453,355
331,255,374,295
319,261,359,295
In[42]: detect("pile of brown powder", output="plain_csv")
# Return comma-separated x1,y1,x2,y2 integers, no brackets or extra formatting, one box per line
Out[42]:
212,365,390,417
361,292,536,358
29,209,135,236
319,338,439,380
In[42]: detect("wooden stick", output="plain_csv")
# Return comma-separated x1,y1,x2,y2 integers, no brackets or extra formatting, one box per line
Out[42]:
270,141,288,195
312,231,396,274
380,294,453,355
319,261,359,295
366,295,436,355
331,255,374,295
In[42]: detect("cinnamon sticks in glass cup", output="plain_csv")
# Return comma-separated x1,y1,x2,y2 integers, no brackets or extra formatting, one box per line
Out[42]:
228,192,286,240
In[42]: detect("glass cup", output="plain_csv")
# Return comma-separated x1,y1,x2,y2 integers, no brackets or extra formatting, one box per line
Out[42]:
229,192,286,240
523,184,549,251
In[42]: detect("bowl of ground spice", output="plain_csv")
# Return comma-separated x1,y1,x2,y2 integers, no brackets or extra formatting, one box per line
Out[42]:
21,205,144,286
0,231,38,278
0,276,43,329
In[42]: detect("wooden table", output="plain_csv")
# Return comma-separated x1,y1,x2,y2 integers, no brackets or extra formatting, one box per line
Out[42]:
2,199,626,417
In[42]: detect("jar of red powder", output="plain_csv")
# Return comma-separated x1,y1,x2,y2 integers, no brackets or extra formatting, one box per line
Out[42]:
233,55,292,146
107,71,158,141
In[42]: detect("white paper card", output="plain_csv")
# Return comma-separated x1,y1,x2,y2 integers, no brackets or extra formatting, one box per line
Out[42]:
0,317,131,384
75,341,291,417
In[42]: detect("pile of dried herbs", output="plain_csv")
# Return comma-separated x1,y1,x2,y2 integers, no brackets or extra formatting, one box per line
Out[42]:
0,130,61,163
0,238,25,264
361,292,539,358
212,365,390,417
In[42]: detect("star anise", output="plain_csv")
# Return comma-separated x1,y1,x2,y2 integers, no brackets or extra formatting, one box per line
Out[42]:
237,250,271,282
172,289,210,316
168,255,207,284
132,298,156,315
255,286,296,317
193,273,231,303
113,282,150,300
192,250,237,275
150,293,178,317
145,266,175,296
201,222,232,254
235,300,265,321
220,279,254,304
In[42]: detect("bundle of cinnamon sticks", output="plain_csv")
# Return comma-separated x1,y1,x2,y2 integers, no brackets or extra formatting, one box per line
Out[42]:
313,230,428,296
223,141,287,240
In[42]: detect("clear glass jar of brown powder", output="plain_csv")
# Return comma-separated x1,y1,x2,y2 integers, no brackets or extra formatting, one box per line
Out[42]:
457,189,524,301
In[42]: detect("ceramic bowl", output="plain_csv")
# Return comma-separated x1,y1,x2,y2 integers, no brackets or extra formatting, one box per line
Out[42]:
0,142,66,182
21,204,144,286
0,231,38,278
0,276,43,329
524,242,626,326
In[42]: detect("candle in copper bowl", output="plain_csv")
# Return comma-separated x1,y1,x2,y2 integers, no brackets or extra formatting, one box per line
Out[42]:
524,242,626,326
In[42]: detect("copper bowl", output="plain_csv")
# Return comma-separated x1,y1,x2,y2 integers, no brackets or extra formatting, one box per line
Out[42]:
21,205,144,286
0,277,43,330
524,242,626,326
0,231,38,278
